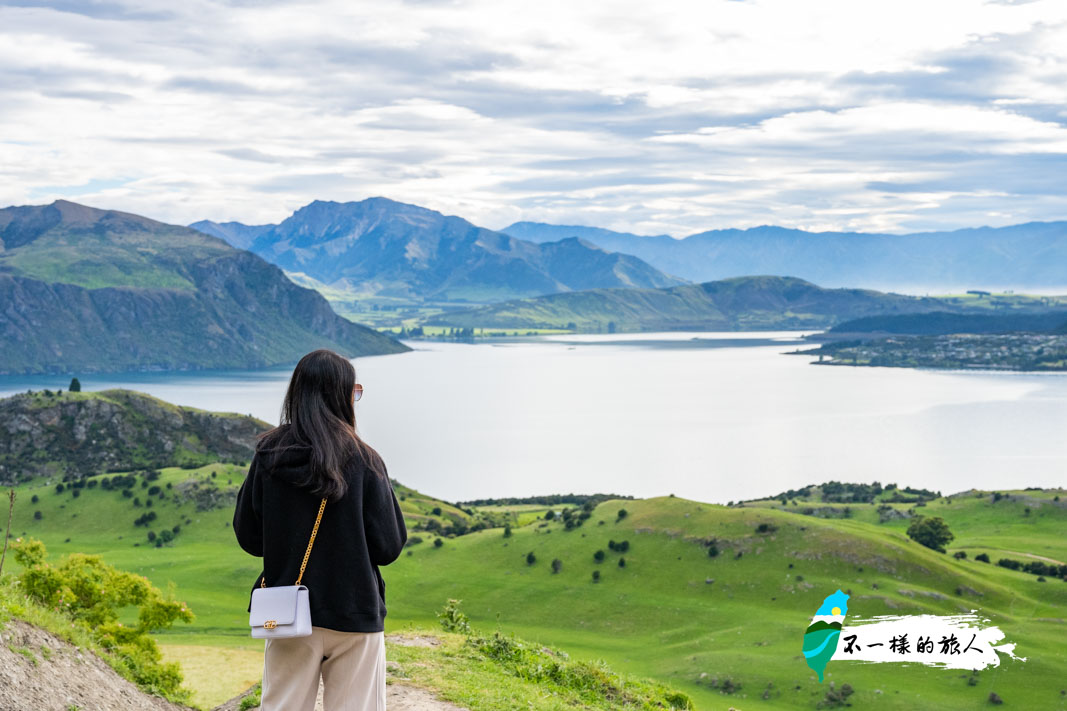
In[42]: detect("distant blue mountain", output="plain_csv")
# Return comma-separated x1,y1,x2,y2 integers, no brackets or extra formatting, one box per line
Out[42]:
503,221,1067,293
192,198,686,303
187,220,271,250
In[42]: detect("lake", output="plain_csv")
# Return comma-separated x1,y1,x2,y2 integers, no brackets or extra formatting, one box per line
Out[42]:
2,331,1065,504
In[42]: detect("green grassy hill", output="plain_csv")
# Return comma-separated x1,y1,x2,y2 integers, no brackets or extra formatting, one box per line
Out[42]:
3,468,1063,710
0,389,269,484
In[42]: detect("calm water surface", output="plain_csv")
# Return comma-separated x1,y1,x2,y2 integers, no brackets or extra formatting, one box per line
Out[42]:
3,331,1065,504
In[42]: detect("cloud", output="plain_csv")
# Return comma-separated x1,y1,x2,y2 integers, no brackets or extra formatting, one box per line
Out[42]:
0,0,1066,235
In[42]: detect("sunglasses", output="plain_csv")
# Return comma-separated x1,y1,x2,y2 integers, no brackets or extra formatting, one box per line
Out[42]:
353,383,364,402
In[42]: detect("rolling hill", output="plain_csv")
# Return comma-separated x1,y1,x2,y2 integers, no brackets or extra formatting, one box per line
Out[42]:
424,275,965,332
503,220,1067,292
191,197,686,303
0,389,270,485
3,393,1061,709
4,470,1062,710
0,200,409,374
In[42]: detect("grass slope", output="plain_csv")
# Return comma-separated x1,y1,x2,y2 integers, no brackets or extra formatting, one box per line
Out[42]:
3,472,1064,710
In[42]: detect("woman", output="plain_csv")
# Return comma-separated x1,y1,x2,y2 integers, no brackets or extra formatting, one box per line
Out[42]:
234,349,407,710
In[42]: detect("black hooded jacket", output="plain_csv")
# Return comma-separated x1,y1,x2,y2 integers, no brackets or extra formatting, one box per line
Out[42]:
233,433,407,633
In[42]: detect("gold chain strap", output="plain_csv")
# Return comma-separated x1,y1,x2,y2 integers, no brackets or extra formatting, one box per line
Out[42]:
260,497,327,589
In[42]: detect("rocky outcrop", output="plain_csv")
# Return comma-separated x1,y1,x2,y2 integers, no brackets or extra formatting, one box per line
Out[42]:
0,389,270,484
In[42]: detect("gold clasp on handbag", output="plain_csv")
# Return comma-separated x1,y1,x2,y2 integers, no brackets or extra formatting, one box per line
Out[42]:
263,620,278,629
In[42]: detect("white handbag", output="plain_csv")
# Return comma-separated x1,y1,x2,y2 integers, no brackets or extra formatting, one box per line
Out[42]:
249,497,327,639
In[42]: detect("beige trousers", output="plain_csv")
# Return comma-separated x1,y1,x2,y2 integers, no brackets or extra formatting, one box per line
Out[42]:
261,626,386,711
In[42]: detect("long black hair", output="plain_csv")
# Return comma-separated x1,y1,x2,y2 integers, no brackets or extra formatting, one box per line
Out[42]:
257,349,383,501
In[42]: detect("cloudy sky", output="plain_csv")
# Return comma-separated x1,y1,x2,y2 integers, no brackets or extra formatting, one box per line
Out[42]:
2,0,1067,236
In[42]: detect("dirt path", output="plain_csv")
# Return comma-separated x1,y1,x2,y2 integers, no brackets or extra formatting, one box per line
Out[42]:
988,549,1066,566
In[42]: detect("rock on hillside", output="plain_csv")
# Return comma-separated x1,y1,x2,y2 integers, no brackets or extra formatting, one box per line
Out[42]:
0,389,270,484
0,619,192,711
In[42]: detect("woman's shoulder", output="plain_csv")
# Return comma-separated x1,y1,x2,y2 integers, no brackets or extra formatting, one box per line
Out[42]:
346,441,387,481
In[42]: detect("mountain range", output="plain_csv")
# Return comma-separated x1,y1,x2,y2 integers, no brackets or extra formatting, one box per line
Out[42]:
190,198,687,303
0,200,408,374
503,220,1067,292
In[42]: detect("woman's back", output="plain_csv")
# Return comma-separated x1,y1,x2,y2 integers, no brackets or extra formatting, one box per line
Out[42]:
234,427,407,632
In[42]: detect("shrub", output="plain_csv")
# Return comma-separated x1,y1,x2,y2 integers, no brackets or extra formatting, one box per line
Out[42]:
436,598,471,634
976,553,991,563
147,531,156,542
72,489,80,499
503,525,512,538
433,538,444,548
34,511,42,520
432,507,442,516
592,570,600,583
755,522,778,534
593,550,605,563
526,552,536,566
404,536,424,548
55,484,65,494
819,682,854,708
544,510,556,520
31,494,39,504
618,557,626,568
10,538,193,702
551,558,562,574
953,551,967,560
906,516,954,553
616,508,628,521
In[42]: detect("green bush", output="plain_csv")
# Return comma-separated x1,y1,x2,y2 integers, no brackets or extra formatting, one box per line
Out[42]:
10,538,194,702
436,598,471,634
906,516,954,553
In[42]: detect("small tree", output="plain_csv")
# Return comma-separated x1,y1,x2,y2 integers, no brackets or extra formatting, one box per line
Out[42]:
526,551,536,566
31,494,39,504
551,558,562,574
907,516,954,553
503,525,512,538
618,557,626,568
69,377,81,392
433,538,444,548
593,549,605,563
34,510,43,520
592,570,600,583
